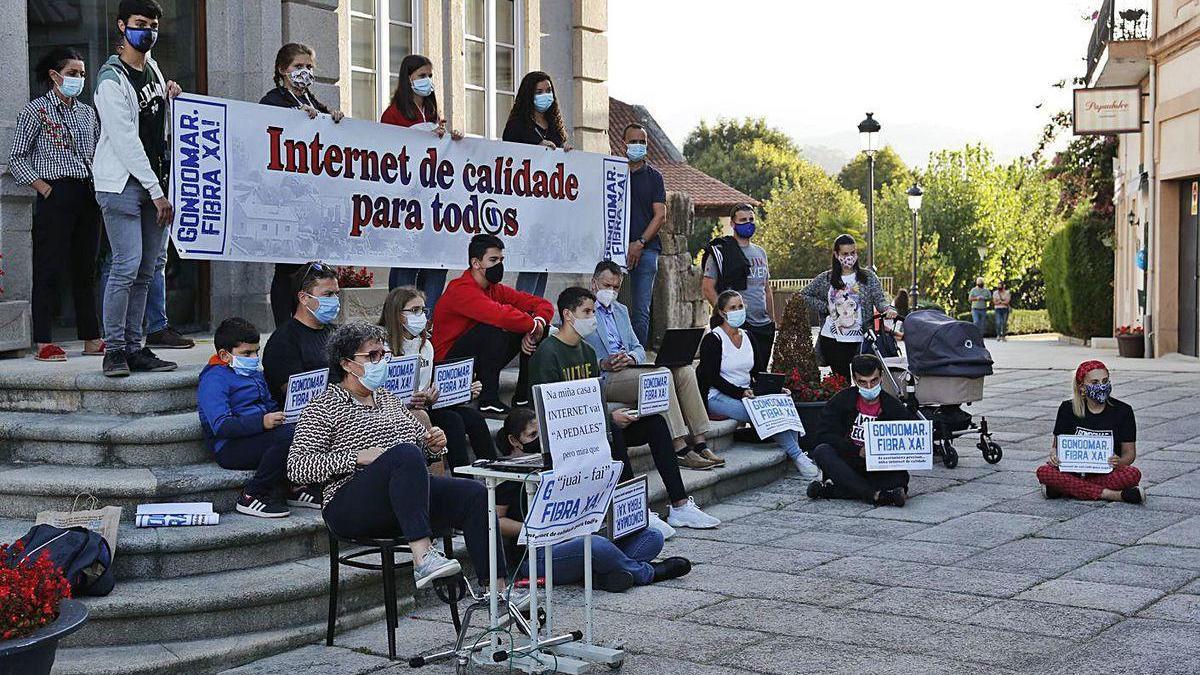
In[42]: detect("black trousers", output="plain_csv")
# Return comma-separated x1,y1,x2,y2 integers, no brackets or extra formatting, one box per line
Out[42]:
611,415,687,504
819,335,861,381
270,263,303,329
745,321,777,374
215,425,294,498
429,405,497,469
810,443,908,503
445,322,532,406
323,443,506,584
32,178,102,343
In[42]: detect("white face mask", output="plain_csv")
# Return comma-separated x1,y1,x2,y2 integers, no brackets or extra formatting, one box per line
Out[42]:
572,314,598,338
404,312,427,336
594,288,618,307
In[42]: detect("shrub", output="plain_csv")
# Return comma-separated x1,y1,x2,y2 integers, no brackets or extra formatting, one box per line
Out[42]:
1041,209,1114,338
771,293,820,389
0,540,73,640
954,309,1052,337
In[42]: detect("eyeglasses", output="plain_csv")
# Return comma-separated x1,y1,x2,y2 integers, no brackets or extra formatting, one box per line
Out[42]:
298,260,331,285
401,307,427,316
353,348,392,364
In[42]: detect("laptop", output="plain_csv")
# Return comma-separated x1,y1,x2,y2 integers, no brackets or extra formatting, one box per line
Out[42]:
752,372,787,397
631,328,706,368
485,454,549,473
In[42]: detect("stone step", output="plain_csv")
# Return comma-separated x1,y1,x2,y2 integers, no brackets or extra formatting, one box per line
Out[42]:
0,365,202,415
0,410,207,467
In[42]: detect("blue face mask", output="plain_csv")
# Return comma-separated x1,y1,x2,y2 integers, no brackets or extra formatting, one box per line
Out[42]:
411,76,434,97
533,92,554,112
230,355,260,377
1084,382,1112,404
725,308,746,328
733,221,756,239
356,358,390,391
306,294,340,324
858,383,882,401
58,75,85,98
123,26,159,53
626,143,647,162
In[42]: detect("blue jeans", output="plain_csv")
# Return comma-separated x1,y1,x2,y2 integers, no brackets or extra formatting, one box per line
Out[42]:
99,244,167,335
707,390,803,460
96,178,169,351
515,272,547,297
971,309,987,335
388,268,448,309
994,307,1010,338
628,248,659,346
517,528,663,586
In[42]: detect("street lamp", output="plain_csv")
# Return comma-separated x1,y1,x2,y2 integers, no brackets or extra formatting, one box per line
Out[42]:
976,245,989,281
858,112,881,269
906,184,923,307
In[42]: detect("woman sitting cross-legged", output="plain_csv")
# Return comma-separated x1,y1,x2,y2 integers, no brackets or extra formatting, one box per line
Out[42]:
1036,360,1146,504
287,321,508,589
494,408,691,592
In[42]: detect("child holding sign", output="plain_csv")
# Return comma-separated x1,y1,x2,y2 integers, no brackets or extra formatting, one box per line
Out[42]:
1036,361,1145,503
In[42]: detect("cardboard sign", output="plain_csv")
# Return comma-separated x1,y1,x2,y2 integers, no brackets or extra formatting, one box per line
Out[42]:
284,368,329,423
381,354,420,402
1056,435,1114,474
864,419,934,472
431,358,473,409
606,476,649,541
520,462,624,547
742,394,806,440
637,370,671,416
532,378,611,470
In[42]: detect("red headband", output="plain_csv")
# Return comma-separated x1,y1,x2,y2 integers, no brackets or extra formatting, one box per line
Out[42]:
1075,360,1108,385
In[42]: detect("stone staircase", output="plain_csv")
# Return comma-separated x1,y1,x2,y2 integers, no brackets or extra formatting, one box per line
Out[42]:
0,352,787,674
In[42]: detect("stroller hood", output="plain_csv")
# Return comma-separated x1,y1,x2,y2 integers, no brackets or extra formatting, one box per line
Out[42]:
903,309,994,377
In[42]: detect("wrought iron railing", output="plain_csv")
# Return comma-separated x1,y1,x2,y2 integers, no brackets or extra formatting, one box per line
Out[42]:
1085,0,1151,83
769,277,895,296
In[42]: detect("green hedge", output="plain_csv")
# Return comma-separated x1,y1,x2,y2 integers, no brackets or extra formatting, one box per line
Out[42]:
1041,210,1114,339
954,309,1051,337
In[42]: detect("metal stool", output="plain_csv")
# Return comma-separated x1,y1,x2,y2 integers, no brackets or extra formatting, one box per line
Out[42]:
325,528,464,660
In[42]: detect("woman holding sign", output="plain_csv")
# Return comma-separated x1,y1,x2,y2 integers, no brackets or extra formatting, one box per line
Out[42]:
381,286,495,469
1036,361,1145,503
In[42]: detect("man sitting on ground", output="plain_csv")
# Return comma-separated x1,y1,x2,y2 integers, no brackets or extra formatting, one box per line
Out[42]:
432,234,553,415
530,286,721,530
807,354,913,507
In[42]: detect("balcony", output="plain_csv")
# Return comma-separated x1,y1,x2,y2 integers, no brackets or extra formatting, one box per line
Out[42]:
1084,0,1151,87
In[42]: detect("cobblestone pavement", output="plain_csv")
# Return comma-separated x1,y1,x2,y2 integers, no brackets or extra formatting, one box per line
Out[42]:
227,353,1200,675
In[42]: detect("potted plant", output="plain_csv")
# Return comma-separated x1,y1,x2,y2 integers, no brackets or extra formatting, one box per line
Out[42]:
334,266,387,324
0,540,88,675
1115,324,1145,358
772,293,850,434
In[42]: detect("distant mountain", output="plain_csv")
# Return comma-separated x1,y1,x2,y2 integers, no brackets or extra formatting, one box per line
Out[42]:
798,122,1039,170
799,145,851,175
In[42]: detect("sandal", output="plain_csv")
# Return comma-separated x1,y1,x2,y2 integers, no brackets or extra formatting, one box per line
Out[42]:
34,344,68,362
81,340,106,356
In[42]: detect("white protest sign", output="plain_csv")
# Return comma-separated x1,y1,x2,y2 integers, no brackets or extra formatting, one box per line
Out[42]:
519,461,623,547
864,419,934,472
431,358,473,409
533,378,611,470
636,370,671,416
742,394,806,440
606,476,649,540
1056,435,1114,474
381,354,420,402
284,368,329,423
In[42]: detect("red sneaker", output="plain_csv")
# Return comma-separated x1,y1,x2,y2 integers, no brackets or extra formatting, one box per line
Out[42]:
34,344,68,362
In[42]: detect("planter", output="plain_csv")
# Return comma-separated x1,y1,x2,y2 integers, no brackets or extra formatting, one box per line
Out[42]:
0,599,88,675
1116,334,1145,358
793,400,828,450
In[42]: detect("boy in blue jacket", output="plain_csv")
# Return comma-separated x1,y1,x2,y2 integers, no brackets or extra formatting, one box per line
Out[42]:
199,318,311,518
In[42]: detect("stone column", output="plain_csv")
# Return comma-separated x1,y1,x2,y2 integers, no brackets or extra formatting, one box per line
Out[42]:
647,192,707,349
571,0,607,153
0,2,32,353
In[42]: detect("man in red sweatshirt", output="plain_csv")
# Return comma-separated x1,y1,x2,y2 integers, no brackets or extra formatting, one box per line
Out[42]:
433,234,554,414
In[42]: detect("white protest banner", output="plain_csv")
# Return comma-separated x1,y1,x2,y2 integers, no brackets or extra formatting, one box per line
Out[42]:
519,462,623,548
1056,434,1114,474
532,378,611,470
636,370,671,416
606,476,649,541
864,419,934,472
169,94,628,271
381,354,420,402
742,394,806,440
431,358,473,409
284,368,329,423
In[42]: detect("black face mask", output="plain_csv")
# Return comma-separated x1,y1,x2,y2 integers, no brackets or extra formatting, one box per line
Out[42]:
522,439,540,454
484,262,504,285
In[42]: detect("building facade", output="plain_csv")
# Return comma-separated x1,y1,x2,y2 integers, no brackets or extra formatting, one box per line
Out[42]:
0,0,609,352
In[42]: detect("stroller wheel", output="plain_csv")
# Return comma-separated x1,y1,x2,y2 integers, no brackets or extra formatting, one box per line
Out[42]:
942,441,959,469
980,441,1003,464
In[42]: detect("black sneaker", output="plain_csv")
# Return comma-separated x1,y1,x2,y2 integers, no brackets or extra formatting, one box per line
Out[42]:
511,398,532,409
1121,486,1147,504
102,350,131,378
236,493,290,518
1040,484,1062,500
807,480,825,500
651,556,692,583
594,569,635,592
287,486,322,510
146,327,196,349
875,487,906,508
127,347,177,373
479,400,510,416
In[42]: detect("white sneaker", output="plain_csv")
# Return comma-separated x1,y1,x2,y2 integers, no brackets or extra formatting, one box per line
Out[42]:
667,497,721,529
792,452,820,480
647,512,676,540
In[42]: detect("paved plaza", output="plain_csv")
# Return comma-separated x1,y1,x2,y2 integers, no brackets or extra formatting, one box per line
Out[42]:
228,338,1200,675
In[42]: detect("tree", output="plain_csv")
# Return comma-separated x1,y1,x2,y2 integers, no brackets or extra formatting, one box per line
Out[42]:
683,118,806,203
758,162,866,279
836,146,913,209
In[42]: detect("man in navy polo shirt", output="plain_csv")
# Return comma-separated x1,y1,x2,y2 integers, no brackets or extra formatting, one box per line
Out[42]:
623,122,667,345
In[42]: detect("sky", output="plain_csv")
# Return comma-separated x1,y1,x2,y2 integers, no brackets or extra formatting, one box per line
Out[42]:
608,0,1103,171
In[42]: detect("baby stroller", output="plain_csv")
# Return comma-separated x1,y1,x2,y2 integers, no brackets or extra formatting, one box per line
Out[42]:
863,309,1002,469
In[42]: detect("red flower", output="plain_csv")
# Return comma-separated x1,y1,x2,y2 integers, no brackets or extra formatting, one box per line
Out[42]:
0,541,72,640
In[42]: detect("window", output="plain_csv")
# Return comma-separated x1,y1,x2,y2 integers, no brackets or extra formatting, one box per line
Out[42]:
350,0,420,120
464,0,519,138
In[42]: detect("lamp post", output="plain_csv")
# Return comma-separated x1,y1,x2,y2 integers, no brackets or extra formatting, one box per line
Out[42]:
976,245,989,282
906,184,923,307
858,112,881,269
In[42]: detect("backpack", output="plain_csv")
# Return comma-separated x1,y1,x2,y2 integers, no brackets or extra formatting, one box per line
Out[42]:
9,524,115,596
701,236,750,293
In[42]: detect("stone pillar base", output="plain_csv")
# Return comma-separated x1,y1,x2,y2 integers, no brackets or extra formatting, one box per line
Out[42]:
0,300,31,354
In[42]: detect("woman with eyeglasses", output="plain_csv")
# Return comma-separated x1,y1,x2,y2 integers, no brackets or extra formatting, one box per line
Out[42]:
380,286,495,469
262,260,340,405
288,322,508,591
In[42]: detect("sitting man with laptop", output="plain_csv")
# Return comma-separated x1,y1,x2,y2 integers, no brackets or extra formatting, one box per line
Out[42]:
530,286,721,532
586,261,723,470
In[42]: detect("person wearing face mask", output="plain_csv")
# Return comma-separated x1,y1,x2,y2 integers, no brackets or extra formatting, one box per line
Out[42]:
968,277,991,337
1036,361,1145,504
9,47,104,364
621,123,667,345
503,71,573,301
806,354,914,506
288,322,510,592
380,286,495,470
800,234,896,381
698,291,820,479
433,235,554,415
531,287,722,530
262,261,340,406
702,204,777,374
198,318,300,518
